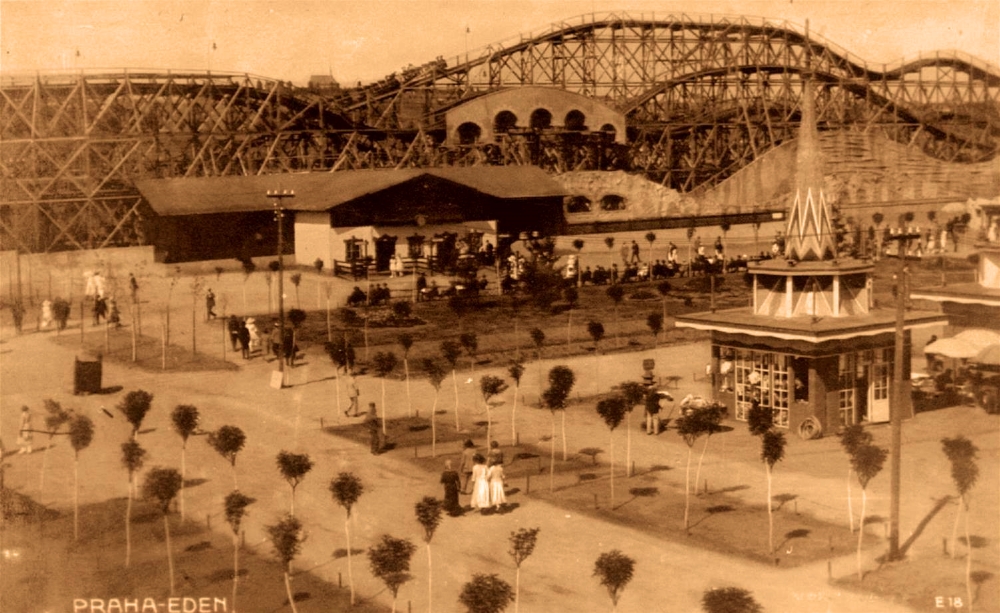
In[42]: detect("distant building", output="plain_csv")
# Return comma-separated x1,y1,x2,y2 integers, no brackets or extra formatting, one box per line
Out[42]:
308,75,341,93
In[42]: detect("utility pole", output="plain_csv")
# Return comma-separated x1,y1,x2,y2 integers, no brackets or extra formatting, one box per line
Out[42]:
885,225,920,560
268,189,295,385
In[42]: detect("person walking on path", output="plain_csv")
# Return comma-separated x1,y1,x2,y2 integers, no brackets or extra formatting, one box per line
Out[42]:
630,240,640,264
346,376,361,416
459,439,477,494
487,440,504,466
365,402,381,455
92,296,107,326
282,327,296,368
205,289,217,320
645,389,665,435
17,406,33,454
487,459,507,511
440,460,463,516
469,454,490,512
227,315,240,351
237,320,251,359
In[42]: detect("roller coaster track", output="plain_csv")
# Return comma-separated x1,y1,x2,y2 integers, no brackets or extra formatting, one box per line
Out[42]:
2,12,998,252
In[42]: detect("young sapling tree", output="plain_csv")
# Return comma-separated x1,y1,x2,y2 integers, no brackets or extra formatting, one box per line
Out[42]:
508,527,540,613
838,424,873,532
266,514,304,613
850,442,888,580
508,362,525,446
121,439,147,567
330,472,364,606
39,399,72,493
208,425,246,490
170,404,200,520
423,359,447,456
595,396,627,509
118,389,154,439
617,382,646,477
529,328,546,401
372,351,398,434
480,375,509,447
368,535,417,613
460,332,479,378
398,333,414,417
68,413,94,541
441,340,463,430
224,491,255,612
459,574,515,613
593,550,635,613
941,435,980,609
415,497,444,613
142,467,183,596
676,407,712,531
276,451,314,516
541,365,575,490
692,403,726,495
605,284,625,348
761,429,787,555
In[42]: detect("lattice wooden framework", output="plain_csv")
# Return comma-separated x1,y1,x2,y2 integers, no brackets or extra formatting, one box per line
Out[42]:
2,12,998,252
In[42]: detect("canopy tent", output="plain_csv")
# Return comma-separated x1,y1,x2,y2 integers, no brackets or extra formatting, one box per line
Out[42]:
954,329,1000,350
974,344,1000,366
924,337,981,359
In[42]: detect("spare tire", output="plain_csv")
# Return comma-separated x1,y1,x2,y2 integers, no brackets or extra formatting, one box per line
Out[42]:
797,416,823,440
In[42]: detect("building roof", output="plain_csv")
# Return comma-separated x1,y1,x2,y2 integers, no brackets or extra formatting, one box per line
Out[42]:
911,282,1000,307
675,307,947,343
136,167,566,216
750,257,875,276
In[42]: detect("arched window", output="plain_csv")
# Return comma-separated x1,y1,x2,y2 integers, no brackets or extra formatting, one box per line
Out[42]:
600,194,626,211
494,111,518,133
565,195,592,213
529,108,552,130
565,110,587,131
456,122,482,145
599,123,617,136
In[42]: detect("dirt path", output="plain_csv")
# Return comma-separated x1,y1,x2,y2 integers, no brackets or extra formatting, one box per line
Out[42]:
2,305,997,612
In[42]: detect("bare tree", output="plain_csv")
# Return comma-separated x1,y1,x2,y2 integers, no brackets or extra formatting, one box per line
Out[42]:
399,333,415,417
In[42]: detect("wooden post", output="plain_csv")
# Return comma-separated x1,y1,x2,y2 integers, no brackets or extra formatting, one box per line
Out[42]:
80,299,85,345
161,312,167,371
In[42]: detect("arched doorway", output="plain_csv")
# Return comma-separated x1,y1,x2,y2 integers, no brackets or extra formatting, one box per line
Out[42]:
530,108,552,130
565,109,587,131
494,111,518,133
457,122,482,145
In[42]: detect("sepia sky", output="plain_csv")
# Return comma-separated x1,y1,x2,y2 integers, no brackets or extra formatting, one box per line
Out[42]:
1,0,997,86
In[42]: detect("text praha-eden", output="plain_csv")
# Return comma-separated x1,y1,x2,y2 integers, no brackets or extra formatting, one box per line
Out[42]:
74,597,228,613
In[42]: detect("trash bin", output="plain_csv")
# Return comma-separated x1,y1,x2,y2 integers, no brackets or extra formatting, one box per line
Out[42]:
74,354,102,395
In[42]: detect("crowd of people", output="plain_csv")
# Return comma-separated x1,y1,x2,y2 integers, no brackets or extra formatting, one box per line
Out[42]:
226,315,298,366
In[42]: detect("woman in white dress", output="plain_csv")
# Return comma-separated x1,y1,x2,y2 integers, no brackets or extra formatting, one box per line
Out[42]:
487,460,506,511
246,317,260,352
469,454,490,511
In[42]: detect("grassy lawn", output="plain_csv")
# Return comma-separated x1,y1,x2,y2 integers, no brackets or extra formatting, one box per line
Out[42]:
0,488,386,613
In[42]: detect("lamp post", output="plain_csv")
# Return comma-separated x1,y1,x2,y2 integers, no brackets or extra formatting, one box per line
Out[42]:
267,189,295,382
884,225,921,560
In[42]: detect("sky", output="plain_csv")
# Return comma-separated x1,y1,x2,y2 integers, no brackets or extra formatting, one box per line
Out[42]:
1,0,997,86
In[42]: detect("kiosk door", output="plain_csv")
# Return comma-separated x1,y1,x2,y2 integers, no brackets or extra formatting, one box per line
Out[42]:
868,362,890,423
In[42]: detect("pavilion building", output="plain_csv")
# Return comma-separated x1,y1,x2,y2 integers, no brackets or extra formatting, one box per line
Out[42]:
674,77,946,436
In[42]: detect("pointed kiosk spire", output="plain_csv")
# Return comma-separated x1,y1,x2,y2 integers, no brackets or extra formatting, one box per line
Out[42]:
783,64,836,261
